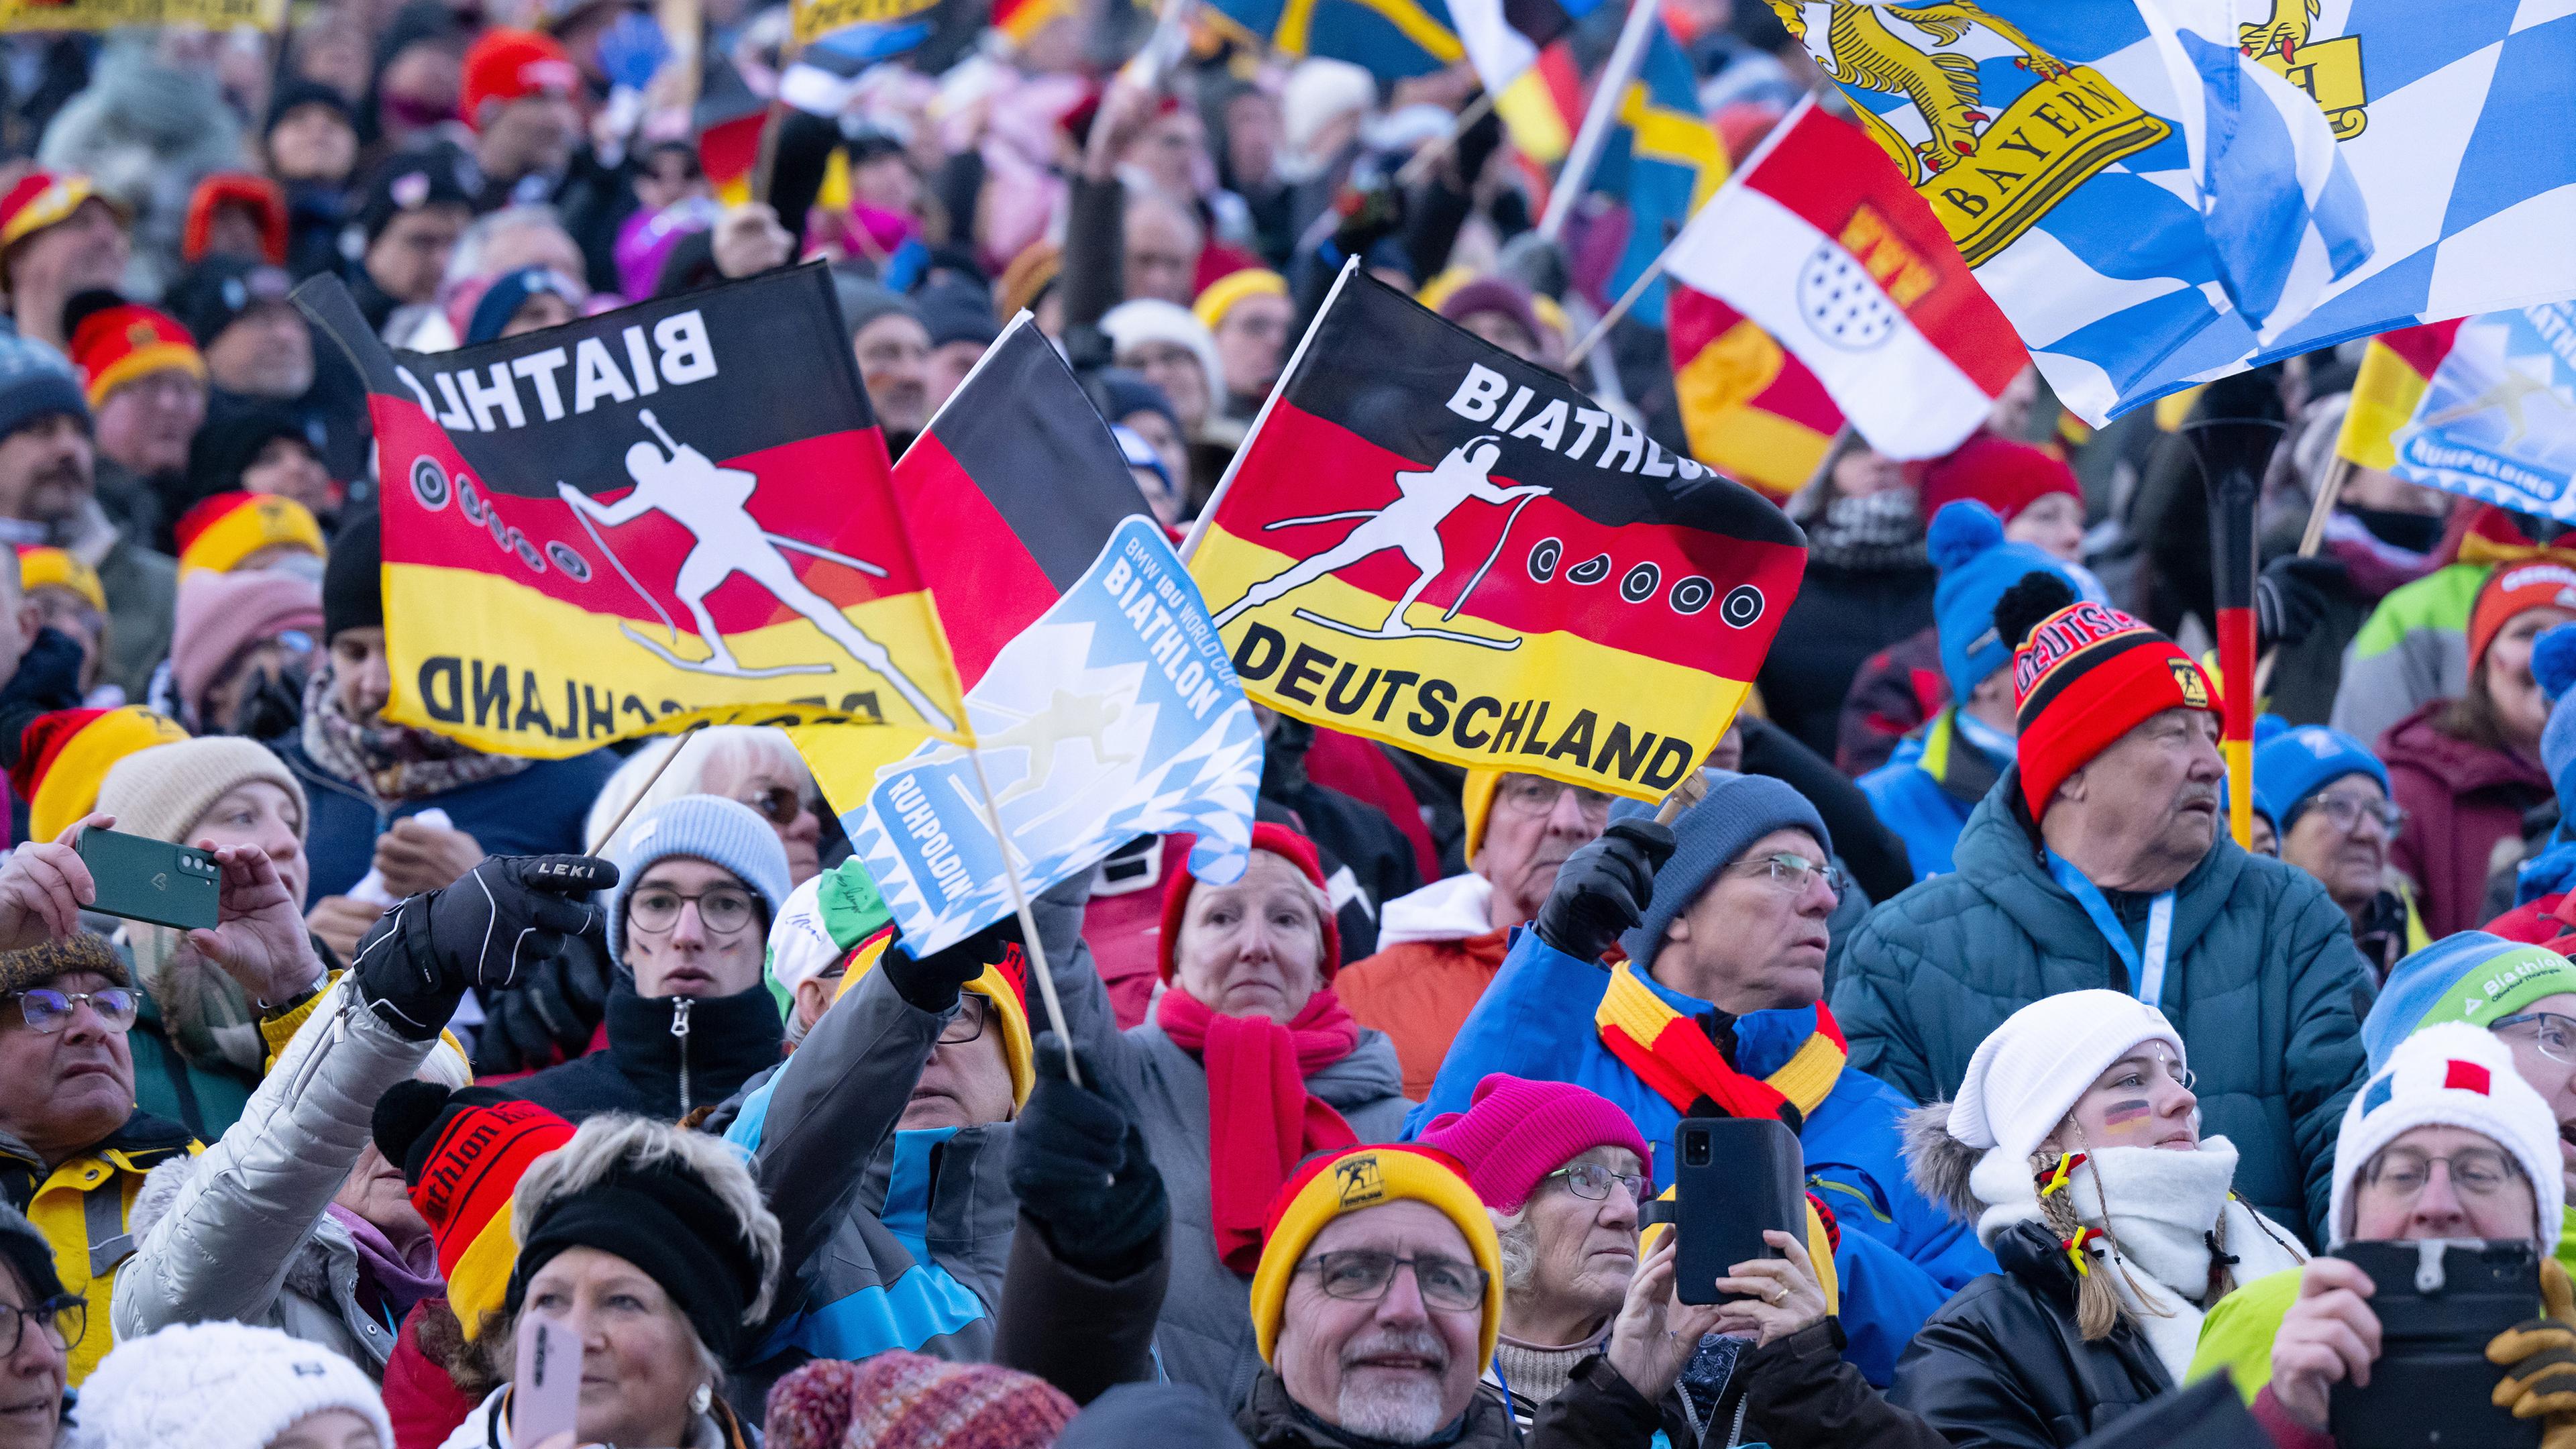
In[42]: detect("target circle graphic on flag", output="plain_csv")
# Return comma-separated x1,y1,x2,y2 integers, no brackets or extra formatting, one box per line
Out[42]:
1567,553,1611,585
1797,244,1896,352
1621,562,1660,602
411,456,450,511
546,541,592,581
1528,537,1562,582
1670,576,1714,614
1721,585,1766,628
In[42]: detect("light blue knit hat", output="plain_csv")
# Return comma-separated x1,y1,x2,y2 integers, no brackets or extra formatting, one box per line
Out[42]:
1613,770,1831,975
604,794,794,960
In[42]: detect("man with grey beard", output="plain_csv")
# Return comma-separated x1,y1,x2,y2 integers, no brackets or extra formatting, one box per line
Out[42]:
1240,1146,1517,1447
1836,572,2373,1246
0,332,173,702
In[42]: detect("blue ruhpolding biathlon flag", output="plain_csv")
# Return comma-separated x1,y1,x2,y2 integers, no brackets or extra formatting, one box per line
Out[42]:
2388,303,2576,521
851,516,1263,954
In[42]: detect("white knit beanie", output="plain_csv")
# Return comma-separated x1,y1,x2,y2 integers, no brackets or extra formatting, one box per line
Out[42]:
97,737,309,847
2326,1021,2565,1250
67,1322,390,1449
1949,990,2186,1164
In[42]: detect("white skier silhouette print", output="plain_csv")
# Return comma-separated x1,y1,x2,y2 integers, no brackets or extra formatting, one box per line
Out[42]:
560,408,957,733
1208,435,1548,651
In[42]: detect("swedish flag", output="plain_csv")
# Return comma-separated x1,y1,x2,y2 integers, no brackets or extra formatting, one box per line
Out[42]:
1589,23,1725,329
1203,0,1465,78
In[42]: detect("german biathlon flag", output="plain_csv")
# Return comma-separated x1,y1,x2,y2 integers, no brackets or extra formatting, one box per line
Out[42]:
296,264,967,759
1186,264,1807,801
2335,319,2467,472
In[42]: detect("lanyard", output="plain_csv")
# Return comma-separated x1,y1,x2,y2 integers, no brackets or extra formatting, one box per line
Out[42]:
2045,850,2176,1006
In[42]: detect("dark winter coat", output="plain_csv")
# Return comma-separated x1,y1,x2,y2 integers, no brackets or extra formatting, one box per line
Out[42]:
1836,625,1947,777
1886,1221,2174,1449
1236,1371,1519,1449
992,1210,1170,1407
500,979,782,1121
1521,1323,1954,1449
1755,555,1936,761
280,738,623,906
1833,771,2375,1243
2377,698,2553,938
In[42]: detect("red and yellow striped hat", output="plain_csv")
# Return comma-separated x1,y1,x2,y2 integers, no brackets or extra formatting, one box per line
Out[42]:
1247,1144,1503,1370
66,301,203,408
387,1087,577,1340
0,172,116,253
15,546,103,613
9,706,189,843
174,491,327,577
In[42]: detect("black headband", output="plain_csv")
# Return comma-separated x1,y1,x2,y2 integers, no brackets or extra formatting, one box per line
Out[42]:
506,1171,758,1363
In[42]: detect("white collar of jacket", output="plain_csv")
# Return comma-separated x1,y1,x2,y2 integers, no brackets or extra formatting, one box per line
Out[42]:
1376,873,1496,948
1973,1137,2305,1381
447,1384,730,1449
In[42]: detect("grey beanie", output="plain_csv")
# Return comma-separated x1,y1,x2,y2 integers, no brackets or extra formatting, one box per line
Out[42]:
835,274,921,341
1615,770,1832,973
0,331,86,443
605,794,793,960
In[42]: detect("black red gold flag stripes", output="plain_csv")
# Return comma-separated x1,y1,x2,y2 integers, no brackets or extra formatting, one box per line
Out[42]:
1185,264,1807,800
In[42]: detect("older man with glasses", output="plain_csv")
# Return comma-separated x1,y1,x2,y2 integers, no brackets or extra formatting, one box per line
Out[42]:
1411,771,1988,1387
502,794,791,1122
1343,771,1615,1098
0,927,191,1387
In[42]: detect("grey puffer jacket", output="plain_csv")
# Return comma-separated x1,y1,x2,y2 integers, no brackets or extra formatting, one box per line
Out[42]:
1032,881,1411,1407
111,976,438,1375
1832,771,2375,1244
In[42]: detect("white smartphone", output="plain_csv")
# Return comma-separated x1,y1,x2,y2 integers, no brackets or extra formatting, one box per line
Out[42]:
512,1316,582,1447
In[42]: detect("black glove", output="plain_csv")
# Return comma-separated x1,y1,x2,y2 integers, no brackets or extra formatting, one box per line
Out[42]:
2255,553,2346,652
1332,179,1405,260
1010,1031,1167,1277
1535,818,1675,962
881,915,1022,1014
352,855,616,1040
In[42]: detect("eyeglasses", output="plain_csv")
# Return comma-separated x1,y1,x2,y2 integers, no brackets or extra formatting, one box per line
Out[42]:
1729,853,1846,900
2493,1010,2576,1065
0,1295,83,1356
7,987,138,1034
627,885,757,935
735,784,814,828
1544,1161,1650,1203
1299,1250,1489,1312
1493,776,1615,824
2360,1145,2524,1200
2299,792,2406,835
938,994,988,1046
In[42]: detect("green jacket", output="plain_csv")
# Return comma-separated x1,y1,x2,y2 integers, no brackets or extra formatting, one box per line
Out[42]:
2328,561,2485,748
125,987,256,1144
1833,771,2377,1244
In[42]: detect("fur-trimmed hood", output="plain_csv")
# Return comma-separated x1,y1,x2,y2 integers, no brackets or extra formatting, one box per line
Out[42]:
1903,1100,1984,1225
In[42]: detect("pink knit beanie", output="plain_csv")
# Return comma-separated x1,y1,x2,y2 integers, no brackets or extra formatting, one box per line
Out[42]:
1415,1073,1653,1212
168,570,321,724
765,1352,1076,1449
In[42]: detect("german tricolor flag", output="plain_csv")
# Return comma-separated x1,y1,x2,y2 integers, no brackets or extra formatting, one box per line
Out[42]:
295,264,966,759
1186,265,1806,801
791,313,1155,809
2336,319,2467,472
1666,283,1839,500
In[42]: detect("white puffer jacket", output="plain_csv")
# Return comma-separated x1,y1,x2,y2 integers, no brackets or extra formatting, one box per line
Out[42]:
110,977,438,1376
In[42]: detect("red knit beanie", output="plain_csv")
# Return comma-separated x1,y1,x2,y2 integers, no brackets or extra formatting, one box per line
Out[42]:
1916,431,2078,525
1415,1073,1653,1212
2010,598,2216,817
1155,821,1341,983
765,1352,1073,1449
2469,561,2576,674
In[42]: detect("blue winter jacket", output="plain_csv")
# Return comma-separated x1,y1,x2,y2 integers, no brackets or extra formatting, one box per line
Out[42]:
1858,708,2011,882
278,738,623,904
1405,928,1986,1387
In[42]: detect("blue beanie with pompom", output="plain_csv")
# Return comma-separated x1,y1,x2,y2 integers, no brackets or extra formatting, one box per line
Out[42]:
1928,500,2082,702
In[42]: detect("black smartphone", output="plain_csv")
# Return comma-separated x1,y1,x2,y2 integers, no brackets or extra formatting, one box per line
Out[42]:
75,828,220,932
2327,1239,2542,1449
1670,1116,1804,1306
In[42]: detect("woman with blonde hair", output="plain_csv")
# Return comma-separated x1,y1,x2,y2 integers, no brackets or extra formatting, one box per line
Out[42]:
1894,990,2306,1448
584,727,827,887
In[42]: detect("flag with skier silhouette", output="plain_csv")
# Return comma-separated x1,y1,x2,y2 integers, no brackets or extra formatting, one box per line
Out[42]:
1185,264,1809,800
295,264,967,758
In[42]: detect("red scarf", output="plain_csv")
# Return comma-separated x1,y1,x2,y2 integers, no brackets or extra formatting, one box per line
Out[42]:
1156,986,1362,1273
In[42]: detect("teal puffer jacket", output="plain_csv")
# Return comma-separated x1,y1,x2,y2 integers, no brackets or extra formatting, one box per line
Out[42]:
1832,771,2375,1245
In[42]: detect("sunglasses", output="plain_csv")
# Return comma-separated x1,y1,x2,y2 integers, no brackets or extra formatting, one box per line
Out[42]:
737,784,814,828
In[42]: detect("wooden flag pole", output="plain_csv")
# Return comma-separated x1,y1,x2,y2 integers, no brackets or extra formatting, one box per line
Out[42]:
1564,254,1667,370
1395,90,1500,186
1536,0,1658,242
586,722,706,854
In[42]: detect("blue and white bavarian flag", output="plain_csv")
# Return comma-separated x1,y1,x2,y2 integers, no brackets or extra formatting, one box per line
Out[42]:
2141,0,2576,405
851,517,1263,953
2389,303,2576,520
1769,0,2369,423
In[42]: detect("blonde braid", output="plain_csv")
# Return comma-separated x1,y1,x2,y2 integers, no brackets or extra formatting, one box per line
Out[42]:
2032,1150,2125,1341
